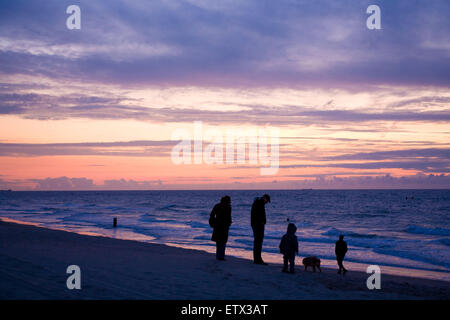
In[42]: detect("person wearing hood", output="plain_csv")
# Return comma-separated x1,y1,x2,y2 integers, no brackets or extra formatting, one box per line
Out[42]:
251,194,270,265
279,223,299,273
209,196,232,260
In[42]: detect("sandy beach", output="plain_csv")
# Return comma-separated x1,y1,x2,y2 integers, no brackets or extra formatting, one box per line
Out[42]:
0,220,448,300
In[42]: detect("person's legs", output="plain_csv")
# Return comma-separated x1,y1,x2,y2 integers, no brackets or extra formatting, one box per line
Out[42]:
337,256,344,273
289,256,295,273
341,257,347,274
216,242,226,260
252,225,265,263
221,242,227,259
216,242,221,260
282,255,288,272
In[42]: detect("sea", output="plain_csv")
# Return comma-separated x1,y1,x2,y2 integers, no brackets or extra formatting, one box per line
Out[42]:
0,189,449,281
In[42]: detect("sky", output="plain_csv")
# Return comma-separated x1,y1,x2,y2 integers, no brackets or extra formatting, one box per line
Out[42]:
0,0,449,190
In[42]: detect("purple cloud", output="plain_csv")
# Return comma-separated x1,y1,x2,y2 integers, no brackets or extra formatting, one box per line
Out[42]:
280,161,449,173
325,148,450,161
1,91,449,125
0,0,449,87
0,140,176,157
28,176,163,191
3,173,448,190
30,176,95,190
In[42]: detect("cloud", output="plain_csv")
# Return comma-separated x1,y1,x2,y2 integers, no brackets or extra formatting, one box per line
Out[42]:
0,140,177,157
387,96,450,109
27,176,163,190
1,91,449,125
2,173,448,190
30,176,95,190
308,148,450,173
283,171,391,178
295,109,450,123
1,142,449,176
324,148,450,161
0,0,449,87
286,173,450,189
103,178,163,189
1,1,448,191
280,161,449,173
226,147,450,174
221,173,450,189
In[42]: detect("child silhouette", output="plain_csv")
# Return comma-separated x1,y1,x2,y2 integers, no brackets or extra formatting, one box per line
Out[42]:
279,223,299,273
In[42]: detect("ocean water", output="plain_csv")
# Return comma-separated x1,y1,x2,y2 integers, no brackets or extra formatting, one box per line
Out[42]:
0,190,449,281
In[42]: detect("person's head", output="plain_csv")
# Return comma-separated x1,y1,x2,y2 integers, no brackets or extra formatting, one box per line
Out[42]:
287,223,297,234
262,194,270,204
339,235,344,241
221,195,231,204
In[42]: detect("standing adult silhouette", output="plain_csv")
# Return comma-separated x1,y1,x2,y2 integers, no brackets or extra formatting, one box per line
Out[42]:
209,196,232,260
251,194,270,265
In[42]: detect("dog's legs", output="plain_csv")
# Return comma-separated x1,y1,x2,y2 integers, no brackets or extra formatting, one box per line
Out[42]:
313,265,316,272
318,265,322,273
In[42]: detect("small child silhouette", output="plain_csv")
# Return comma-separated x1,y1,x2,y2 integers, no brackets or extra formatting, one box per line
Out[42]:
279,223,299,273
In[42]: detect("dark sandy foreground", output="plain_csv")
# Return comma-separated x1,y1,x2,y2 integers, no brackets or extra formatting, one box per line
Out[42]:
0,220,449,300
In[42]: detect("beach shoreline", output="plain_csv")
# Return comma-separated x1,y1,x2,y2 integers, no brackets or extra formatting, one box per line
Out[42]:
0,219,449,300
1,216,449,283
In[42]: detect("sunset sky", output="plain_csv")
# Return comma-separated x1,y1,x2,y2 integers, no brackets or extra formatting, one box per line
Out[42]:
0,0,449,190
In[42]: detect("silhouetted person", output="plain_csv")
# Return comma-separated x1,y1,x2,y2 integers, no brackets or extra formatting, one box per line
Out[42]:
279,223,298,273
251,194,270,265
209,196,232,260
335,235,348,274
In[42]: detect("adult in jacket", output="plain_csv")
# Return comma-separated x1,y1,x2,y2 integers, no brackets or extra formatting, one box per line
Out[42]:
209,196,232,260
251,193,270,265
